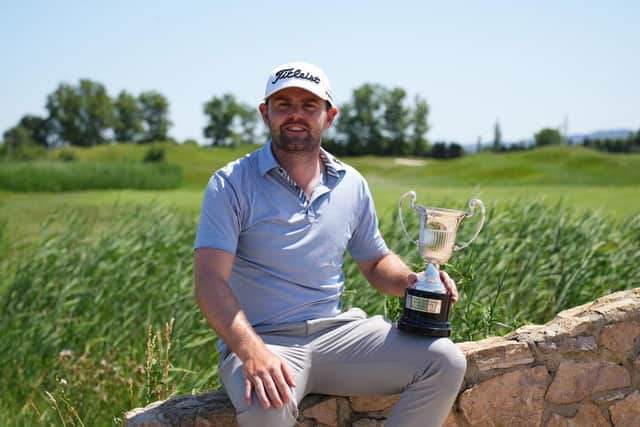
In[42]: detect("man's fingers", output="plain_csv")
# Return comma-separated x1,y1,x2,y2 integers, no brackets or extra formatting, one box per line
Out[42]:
250,376,272,410
282,362,297,388
407,272,418,286
440,271,459,303
244,378,253,406
261,375,283,409
243,353,295,410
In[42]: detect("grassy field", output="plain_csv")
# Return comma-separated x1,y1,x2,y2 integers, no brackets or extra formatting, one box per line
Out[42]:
1,143,639,425
2,143,639,243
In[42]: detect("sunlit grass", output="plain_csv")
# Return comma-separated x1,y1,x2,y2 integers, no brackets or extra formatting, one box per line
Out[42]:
1,201,638,425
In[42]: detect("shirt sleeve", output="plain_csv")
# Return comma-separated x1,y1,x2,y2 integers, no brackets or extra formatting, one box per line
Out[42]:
346,179,389,261
194,173,242,254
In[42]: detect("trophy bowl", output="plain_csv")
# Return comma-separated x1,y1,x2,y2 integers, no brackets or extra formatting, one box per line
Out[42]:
397,191,485,337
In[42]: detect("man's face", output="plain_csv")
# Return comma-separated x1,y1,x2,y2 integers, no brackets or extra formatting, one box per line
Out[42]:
259,87,338,153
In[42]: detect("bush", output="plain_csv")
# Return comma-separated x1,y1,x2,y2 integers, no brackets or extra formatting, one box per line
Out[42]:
143,146,165,163
0,161,182,191
57,149,77,162
0,141,48,161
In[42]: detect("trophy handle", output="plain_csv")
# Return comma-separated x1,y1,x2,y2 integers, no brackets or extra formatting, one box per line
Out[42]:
398,191,418,245
454,198,486,251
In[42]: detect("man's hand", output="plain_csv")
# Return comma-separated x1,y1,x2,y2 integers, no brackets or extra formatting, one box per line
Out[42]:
407,270,459,303
243,346,296,410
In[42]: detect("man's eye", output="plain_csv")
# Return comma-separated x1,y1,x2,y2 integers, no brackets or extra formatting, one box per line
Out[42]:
304,103,318,111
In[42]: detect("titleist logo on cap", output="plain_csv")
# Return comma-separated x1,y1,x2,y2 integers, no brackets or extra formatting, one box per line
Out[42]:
271,68,321,85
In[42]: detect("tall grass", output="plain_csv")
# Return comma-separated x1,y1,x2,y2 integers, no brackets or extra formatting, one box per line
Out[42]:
0,201,638,425
0,205,213,426
0,161,182,192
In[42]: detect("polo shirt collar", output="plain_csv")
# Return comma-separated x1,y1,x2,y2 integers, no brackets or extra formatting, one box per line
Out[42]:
258,141,280,176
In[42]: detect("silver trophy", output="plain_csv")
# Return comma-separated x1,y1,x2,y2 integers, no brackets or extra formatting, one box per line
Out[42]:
397,191,486,336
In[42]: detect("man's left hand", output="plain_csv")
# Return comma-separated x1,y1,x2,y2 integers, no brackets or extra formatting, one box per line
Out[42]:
407,270,459,303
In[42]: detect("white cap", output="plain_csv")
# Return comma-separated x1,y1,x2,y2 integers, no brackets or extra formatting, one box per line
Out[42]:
264,61,334,106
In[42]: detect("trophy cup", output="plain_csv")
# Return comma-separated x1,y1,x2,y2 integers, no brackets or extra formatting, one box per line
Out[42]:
397,191,486,337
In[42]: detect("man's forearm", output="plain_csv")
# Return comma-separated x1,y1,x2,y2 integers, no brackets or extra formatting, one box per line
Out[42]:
359,252,412,297
194,277,266,362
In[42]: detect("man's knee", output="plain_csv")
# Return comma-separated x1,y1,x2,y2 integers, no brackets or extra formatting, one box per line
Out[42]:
424,338,467,388
236,400,298,427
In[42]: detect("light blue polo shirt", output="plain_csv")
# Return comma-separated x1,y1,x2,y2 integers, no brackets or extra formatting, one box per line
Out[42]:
195,142,389,339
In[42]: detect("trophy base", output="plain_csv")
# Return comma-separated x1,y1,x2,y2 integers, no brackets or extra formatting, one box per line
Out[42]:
397,288,452,337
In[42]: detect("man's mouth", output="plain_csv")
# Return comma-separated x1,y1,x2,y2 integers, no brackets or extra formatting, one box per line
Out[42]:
282,124,308,134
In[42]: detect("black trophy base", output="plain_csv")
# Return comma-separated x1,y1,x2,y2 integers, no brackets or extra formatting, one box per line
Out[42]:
397,288,452,337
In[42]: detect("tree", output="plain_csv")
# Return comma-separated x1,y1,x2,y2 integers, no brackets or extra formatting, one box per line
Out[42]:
17,115,51,147
383,88,409,156
1,125,47,160
138,91,171,142
493,120,502,151
3,125,34,148
113,90,143,142
409,95,430,156
203,94,237,146
335,84,385,155
534,128,562,147
203,94,258,146
46,79,114,146
236,106,259,145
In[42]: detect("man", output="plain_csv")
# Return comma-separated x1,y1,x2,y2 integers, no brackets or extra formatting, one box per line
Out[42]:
194,61,466,427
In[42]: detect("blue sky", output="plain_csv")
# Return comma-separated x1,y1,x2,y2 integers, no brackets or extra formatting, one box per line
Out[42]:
1,0,639,145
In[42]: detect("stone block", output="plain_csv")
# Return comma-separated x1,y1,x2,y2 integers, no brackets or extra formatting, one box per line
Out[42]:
593,293,640,323
599,320,640,361
349,394,399,413
609,391,640,427
459,366,548,426
442,411,463,427
537,335,597,353
463,337,534,371
546,361,631,404
546,403,609,427
302,397,337,426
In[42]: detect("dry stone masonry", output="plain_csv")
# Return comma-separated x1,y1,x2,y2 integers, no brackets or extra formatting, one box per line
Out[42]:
125,288,640,426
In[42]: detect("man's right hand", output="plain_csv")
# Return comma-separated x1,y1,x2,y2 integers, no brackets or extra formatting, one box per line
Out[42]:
243,346,296,410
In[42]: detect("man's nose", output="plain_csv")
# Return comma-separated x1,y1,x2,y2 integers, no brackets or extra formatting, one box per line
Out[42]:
287,104,304,119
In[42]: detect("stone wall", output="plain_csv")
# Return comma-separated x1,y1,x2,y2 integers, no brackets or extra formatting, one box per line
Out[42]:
125,288,640,426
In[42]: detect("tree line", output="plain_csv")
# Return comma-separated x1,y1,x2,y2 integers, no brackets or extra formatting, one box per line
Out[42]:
3,78,638,160
3,79,172,150
484,122,640,155
2,79,449,158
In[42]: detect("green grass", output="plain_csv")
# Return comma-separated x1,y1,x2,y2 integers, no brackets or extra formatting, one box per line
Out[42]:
0,161,182,192
46,143,640,189
1,143,639,425
1,201,638,425
347,145,640,187
52,143,257,189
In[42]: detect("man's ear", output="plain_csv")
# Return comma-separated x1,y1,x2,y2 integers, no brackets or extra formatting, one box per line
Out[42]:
258,103,270,126
325,106,339,129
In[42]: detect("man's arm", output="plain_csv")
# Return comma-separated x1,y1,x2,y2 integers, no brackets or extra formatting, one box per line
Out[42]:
356,252,412,297
194,248,296,410
356,252,459,302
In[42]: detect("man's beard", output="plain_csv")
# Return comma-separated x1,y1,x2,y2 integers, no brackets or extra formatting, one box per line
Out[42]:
271,121,321,153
